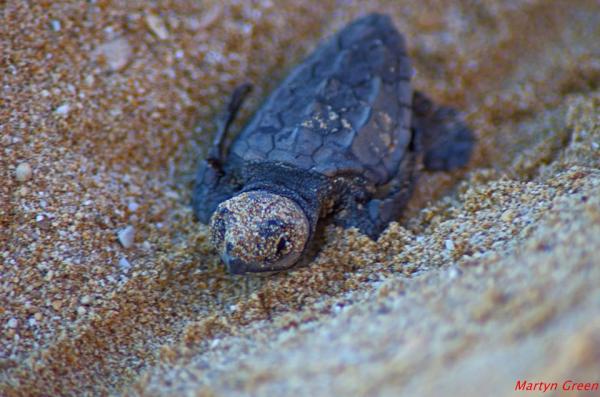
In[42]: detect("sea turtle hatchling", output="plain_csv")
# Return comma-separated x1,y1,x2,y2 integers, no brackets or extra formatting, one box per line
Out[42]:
192,13,475,274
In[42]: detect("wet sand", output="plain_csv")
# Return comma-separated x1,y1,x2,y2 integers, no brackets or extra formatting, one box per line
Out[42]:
1,1,599,395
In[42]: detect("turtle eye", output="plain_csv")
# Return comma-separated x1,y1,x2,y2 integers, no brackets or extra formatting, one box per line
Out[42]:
276,237,287,254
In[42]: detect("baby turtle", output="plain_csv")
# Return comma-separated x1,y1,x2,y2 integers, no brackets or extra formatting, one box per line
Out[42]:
193,13,474,274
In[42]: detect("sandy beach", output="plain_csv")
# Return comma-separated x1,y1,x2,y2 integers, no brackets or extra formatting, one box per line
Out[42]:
1,1,599,395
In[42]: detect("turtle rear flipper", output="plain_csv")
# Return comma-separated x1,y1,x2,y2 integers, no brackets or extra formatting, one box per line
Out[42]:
412,91,475,171
333,151,417,239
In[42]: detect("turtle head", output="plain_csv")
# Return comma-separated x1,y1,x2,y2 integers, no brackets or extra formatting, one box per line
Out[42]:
209,191,310,274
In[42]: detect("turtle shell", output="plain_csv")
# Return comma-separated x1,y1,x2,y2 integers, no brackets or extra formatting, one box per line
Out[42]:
230,13,413,185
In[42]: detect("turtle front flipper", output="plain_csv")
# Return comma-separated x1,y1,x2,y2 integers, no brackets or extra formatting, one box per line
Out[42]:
192,161,242,223
411,91,475,171
207,83,252,163
193,84,251,223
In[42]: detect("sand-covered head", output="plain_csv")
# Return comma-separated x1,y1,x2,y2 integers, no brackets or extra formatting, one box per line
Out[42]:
210,191,310,274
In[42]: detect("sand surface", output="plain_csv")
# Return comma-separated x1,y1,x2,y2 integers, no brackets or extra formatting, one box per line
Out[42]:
1,1,599,396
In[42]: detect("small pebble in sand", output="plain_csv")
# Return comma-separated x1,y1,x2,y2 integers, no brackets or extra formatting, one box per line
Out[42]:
80,295,92,305
77,306,87,316
501,209,516,222
7,318,18,329
445,239,455,251
15,162,32,182
145,14,169,40
84,74,95,87
118,225,135,248
128,201,140,212
55,103,71,115
447,266,462,279
50,20,61,31
119,257,132,271
94,37,132,71
51,300,62,311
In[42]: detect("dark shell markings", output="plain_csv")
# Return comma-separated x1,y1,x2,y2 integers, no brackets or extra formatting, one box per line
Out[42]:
192,13,475,274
